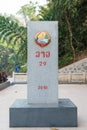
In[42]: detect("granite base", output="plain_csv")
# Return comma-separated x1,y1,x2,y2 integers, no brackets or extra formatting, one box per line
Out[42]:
9,99,77,127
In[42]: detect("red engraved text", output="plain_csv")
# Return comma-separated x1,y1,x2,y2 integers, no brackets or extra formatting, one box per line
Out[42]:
35,51,50,58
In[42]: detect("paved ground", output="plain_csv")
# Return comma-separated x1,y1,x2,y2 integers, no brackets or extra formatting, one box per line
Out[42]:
0,83,87,130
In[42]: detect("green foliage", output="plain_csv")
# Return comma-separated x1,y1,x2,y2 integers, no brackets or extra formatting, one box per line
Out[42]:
0,44,12,74
17,1,40,22
0,0,87,74
0,15,27,74
0,15,27,62
0,1,40,74
39,0,87,67
20,64,27,73
59,54,73,68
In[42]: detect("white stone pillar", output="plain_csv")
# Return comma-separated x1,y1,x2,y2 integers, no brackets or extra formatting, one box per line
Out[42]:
27,21,58,105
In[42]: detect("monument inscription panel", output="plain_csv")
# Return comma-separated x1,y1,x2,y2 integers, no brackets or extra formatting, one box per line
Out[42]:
27,21,58,104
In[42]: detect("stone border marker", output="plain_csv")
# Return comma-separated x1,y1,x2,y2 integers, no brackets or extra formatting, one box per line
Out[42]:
9,21,77,127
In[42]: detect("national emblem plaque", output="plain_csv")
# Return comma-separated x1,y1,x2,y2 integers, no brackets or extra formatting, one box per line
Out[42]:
35,31,51,47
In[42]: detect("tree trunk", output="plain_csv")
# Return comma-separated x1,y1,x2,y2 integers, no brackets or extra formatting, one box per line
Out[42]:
65,13,76,62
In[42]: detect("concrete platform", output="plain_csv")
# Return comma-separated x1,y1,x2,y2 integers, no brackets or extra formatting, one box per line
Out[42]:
1,84,87,130
10,99,77,127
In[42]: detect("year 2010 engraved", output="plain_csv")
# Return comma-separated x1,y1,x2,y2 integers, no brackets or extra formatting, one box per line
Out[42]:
38,86,48,90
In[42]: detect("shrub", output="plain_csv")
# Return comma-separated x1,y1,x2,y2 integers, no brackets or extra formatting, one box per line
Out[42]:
0,71,8,83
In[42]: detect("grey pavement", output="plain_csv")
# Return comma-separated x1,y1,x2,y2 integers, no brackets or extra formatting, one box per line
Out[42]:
0,83,87,130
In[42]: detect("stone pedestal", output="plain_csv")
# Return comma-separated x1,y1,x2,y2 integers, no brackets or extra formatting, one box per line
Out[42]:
10,99,77,127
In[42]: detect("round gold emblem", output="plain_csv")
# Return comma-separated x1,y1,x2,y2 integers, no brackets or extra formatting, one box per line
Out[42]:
35,31,51,47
